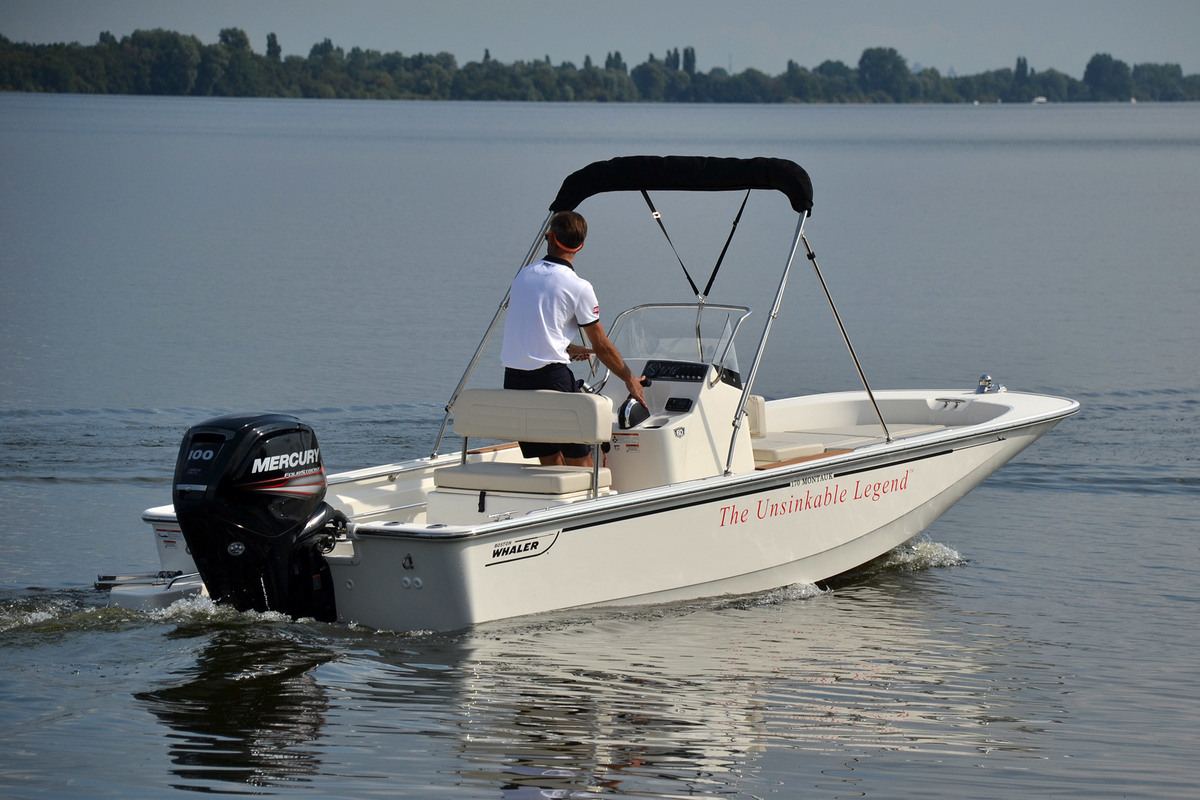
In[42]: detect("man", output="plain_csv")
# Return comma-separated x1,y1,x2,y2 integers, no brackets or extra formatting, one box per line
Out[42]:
500,210,646,466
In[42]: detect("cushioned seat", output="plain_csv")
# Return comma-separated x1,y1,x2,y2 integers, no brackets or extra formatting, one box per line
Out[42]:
751,423,948,463
434,461,611,495
751,437,827,462
433,389,615,500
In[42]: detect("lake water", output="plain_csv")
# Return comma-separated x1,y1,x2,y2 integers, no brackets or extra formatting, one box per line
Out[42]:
1,95,1198,798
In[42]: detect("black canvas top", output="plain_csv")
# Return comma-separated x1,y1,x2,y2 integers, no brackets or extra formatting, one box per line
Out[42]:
549,155,813,215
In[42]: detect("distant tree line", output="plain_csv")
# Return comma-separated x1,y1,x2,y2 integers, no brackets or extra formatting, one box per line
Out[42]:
2,28,1197,103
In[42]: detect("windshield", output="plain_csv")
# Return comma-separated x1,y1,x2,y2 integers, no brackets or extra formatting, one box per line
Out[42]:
605,304,751,372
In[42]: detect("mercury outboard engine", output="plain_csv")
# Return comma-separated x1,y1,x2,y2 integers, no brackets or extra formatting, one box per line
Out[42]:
172,413,345,622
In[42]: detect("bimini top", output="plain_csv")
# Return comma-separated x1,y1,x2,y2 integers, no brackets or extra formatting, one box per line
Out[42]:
549,155,814,215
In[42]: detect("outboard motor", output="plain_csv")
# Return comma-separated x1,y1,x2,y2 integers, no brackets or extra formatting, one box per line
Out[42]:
172,413,345,622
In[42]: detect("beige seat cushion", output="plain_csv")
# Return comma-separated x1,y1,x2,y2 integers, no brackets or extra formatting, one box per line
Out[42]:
434,461,612,494
751,436,827,462
454,389,612,444
751,423,947,462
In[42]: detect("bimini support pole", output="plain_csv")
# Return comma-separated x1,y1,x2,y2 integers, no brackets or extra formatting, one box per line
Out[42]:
431,211,554,457
724,211,807,474
802,232,892,443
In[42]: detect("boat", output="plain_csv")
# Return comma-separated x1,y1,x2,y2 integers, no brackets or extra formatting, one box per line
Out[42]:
110,156,1078,632
95,519,203,610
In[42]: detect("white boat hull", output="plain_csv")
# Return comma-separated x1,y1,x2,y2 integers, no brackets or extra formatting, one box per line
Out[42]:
129,387,1074,632
327,404,1065,632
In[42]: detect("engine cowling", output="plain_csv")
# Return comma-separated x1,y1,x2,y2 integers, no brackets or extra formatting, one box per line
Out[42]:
172,413,341,621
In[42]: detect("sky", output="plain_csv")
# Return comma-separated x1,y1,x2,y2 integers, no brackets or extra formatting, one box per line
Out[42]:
2,0,1198,79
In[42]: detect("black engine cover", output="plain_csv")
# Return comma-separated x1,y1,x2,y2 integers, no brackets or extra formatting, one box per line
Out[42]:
172,413,338,621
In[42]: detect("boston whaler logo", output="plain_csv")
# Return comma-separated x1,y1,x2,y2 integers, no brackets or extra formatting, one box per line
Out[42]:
488,531,559,566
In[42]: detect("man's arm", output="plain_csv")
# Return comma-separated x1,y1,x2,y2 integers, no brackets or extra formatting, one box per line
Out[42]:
582,321,646,407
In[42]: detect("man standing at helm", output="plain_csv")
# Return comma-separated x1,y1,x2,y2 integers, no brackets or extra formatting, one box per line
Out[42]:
500,210,646,467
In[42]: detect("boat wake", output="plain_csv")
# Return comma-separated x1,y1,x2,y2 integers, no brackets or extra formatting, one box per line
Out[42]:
0,587,287,640
710,581,828,610
819,536,967,592
724,538,964,610
871,537,966,572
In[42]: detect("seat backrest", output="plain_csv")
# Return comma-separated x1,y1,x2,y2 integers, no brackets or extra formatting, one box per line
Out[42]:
745,394,766,439
453,389,613,444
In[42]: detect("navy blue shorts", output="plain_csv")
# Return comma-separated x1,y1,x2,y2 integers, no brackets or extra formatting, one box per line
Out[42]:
503,364,590,460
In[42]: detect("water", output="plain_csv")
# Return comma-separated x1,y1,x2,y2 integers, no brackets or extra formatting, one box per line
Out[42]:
2,95,1198,798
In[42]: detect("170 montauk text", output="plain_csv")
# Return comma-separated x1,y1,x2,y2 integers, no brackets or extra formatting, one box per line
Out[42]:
718,470,913,527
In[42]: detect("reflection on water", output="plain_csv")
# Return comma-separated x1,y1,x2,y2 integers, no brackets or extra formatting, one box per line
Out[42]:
116,540,1070,796
279,541,1061,797
136,620,335,790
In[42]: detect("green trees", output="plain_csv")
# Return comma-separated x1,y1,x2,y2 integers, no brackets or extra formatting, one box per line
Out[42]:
202,27,265,96
631,52,693,101
682,47,696,76
1132,63,1192,101
603,52,627,73
781,61,818,102
2,31,1197,103
1083,53,1133,101
858,47,909,101
127,29,203,94
811,60,857,101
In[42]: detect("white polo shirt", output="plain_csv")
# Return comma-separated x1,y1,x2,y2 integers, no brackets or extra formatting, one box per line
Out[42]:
500,258,600,371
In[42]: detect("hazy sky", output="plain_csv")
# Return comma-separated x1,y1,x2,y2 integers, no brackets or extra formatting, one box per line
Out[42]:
3,0,1198,78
